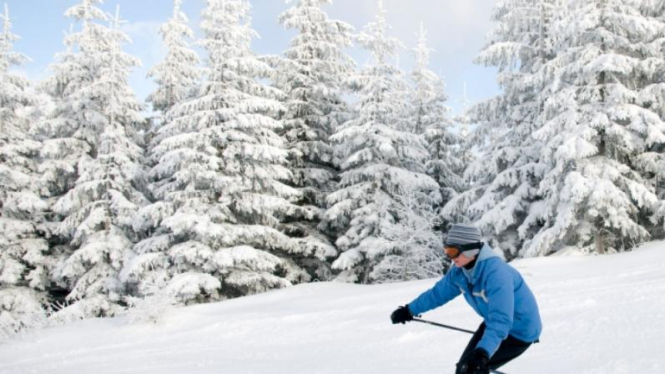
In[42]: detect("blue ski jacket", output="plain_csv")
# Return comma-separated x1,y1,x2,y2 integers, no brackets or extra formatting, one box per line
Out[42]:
407,244,542,356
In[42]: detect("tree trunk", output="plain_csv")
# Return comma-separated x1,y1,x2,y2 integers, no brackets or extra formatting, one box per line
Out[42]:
595,230,606,255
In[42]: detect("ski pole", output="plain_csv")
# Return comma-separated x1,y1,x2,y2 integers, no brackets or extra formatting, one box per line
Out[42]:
412,318,508,374
412,318,475,334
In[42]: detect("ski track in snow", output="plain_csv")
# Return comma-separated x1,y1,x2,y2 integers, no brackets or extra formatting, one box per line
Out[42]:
1,241,664,374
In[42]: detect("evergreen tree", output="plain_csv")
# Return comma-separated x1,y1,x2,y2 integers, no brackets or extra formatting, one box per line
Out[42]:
323,0,440,284
636,0,665,240
0,4,50,337
442,0,562,258
368,191,445,282
37,1,148,319
410,23,464,214
450,84,476,201
125,0,310,303
37,2,105,205
387,56,412,135
528,0,665,255
146,0,200,115
273,0,355,280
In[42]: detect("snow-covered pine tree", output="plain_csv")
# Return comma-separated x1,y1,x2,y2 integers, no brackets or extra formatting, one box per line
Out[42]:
124,0,201,307
323,0,441,284
0,4,50,338
450,83,476,202
387,55,412,134
527,0,665,255
124,0,309,303
272,0,356,280
636,0,665,240
368,191,445,282
36,2,114,219
441,0,562,258
410,23,464,213
146,0,200,115
38,2,148,319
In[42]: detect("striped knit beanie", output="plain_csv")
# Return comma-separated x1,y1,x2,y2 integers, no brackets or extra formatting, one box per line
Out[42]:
444,224,482,257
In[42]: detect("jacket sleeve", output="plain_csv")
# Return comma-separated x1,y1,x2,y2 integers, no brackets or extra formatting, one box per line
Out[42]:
476,265,514,356
407,271,461,316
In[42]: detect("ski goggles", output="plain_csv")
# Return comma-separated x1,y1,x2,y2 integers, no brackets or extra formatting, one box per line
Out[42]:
443,242,483,260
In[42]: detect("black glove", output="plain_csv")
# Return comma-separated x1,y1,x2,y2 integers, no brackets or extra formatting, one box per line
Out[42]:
390,305,413,324
462,348,490,374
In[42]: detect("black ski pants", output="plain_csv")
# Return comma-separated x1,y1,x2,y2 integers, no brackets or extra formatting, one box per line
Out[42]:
455,322,533,374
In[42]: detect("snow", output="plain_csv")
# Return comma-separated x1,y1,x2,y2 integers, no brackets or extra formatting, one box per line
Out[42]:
2,241,665,373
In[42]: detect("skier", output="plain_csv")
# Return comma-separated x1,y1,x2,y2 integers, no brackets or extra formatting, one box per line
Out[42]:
390,224,542,374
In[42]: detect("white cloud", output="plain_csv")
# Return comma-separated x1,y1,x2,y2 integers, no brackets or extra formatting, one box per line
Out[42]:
384,0,494,58
324,0,499,113
327,0,494,53
122,20,166,69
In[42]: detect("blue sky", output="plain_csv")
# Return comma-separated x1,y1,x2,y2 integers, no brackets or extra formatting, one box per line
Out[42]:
6,0,499,115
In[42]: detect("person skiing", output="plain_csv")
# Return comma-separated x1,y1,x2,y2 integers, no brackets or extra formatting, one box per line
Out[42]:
390,224,542,374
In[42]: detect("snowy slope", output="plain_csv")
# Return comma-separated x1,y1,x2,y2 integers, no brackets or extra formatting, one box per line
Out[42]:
1,241,664,374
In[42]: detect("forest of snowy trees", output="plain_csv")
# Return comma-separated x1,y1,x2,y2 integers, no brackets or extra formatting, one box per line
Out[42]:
1,0,664,337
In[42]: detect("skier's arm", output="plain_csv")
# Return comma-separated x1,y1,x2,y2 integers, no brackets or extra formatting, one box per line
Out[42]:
407,271,461,316
476,266,514,356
